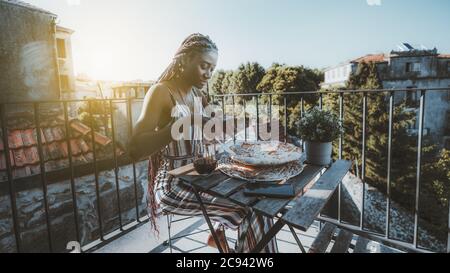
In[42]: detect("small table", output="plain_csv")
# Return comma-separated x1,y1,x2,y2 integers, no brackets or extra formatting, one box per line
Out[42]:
169,158,352,253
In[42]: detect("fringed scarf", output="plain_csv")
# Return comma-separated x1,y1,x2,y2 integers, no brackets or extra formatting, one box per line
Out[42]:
147,150,164,235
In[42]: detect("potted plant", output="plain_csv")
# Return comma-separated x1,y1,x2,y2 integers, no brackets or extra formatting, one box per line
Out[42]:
297,107,343,165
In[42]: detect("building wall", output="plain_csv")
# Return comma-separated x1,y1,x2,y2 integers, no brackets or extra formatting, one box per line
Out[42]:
0,2,60,103
323,63,352,88
388,55,438,79
383,78,450,142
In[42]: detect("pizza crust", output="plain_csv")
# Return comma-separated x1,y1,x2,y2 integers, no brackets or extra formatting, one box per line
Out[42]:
229,141,303,166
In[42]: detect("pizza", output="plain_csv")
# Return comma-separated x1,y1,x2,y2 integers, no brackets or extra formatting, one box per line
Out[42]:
229,141,303,166
218,155,304,182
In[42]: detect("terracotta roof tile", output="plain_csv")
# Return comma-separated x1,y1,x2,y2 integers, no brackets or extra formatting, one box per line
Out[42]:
94,132,112,146
78,139,90,154
352,54,387,64
60,142,69,158
70,120,91,136
0,114,122,178
23,146,39,165
8,130,24,149
70,139,81,155
12,149,26,167
21,129,37,147
52,127,65,141
43,127,55,143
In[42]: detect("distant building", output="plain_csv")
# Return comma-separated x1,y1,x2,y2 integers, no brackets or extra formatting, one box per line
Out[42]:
111,81,154,99
56,25,76,99
322,44,450,148
0,0,60,103
322,53,389,89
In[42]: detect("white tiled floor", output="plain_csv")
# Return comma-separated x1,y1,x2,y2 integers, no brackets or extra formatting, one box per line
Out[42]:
94,215,321,253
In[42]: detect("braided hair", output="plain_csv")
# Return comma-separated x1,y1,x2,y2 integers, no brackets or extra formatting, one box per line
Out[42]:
157,33,218,83
148,34,218,235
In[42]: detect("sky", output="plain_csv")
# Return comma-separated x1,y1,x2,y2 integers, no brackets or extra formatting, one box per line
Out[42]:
24,0,450,81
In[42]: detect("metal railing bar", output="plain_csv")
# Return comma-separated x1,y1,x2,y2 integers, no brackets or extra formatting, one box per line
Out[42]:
386,92,394,239
33,102,54,252
109,100,124,230
126,99,141,222
88,100,105,240
413,90,426,248
0,105,22,252
62,101,81,243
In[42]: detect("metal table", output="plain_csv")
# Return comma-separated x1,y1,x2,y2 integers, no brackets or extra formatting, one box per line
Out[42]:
169,158,352,253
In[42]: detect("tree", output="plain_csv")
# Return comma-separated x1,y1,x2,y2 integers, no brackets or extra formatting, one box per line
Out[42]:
257,64,323,135
233,62,265,101
323,62,448,247
257,64,322,107
210,70,227,95
221,70,236,95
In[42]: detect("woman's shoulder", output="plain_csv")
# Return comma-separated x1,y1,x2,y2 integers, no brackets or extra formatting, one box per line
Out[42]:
149,82,172,94
146,82,173,98
143,82,174,108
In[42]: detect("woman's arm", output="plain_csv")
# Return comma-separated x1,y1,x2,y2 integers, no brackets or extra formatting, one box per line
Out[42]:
128,84,174,160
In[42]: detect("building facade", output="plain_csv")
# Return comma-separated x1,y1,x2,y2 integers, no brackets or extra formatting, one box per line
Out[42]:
0,0,60,103
322,46,450,147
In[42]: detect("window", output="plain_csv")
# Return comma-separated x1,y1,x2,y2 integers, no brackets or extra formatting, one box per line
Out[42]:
447,61,450,73
60,75,70,91
405,86,419,108
57,39,66,59
406,62,421,73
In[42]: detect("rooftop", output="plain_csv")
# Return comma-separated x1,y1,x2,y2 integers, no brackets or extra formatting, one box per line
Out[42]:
0,109,122,180
351,53,389,64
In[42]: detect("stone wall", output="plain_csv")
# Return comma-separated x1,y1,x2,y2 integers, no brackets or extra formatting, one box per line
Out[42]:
0,161,149,253
332,173,447,252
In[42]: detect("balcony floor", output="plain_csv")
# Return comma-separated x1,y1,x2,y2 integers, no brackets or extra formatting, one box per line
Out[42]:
93,215,323,253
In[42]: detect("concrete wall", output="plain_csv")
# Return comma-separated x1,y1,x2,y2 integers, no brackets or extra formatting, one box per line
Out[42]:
323,63,352,88
0,2,60,103
388,55,438,79
383,78,450,141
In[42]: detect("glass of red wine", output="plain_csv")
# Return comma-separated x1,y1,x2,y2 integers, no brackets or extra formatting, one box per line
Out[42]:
193,141,218,175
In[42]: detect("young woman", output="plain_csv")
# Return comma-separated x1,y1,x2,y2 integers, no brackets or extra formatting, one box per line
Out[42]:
128,33,277,253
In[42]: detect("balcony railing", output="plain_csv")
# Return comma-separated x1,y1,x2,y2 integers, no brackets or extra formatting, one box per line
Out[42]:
211,87,450,253
0,98,148,253
0,87,449,253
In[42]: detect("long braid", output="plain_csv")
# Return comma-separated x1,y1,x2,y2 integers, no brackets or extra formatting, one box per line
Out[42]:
148,34,218,235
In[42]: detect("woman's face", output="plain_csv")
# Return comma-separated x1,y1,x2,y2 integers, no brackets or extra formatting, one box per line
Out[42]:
183,50,218,89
